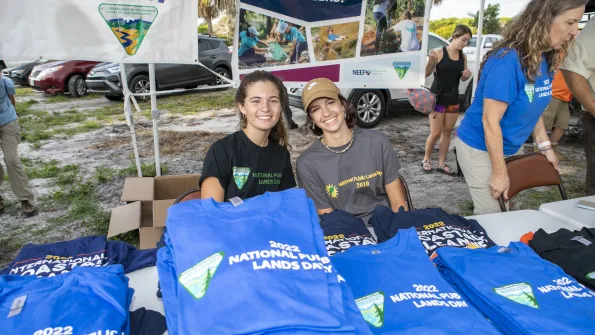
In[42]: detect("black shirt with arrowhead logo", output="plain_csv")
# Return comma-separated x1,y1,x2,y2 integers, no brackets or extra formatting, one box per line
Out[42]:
199,130,296,201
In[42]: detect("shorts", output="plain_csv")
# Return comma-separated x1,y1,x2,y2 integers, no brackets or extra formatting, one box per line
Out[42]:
542,97,570,130
435,104,460,114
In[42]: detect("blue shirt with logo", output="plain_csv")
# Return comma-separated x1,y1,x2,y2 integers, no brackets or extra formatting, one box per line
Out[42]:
285,27,306,44
434,242,595,334
0,77,18,126
458,49,553,155
238,31,260,57
332,227,501,334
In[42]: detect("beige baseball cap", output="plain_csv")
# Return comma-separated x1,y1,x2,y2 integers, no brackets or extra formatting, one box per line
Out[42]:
301,78,340,112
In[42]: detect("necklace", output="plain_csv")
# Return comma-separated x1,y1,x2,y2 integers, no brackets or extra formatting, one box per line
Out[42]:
320,129,354,154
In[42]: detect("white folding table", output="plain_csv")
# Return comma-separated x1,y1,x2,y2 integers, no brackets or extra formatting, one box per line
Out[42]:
538,196,595,229
466,209,577,246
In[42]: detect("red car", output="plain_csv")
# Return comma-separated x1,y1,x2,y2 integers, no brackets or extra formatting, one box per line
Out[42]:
28,60,100,97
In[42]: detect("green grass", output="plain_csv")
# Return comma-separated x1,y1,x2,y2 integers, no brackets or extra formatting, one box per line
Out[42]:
119,161,169,177
94,166,120,184
44,93,103,104
22,159,78,180
15,87,35,96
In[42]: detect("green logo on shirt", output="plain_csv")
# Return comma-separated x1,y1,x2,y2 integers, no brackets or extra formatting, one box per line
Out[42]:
233,167,251,189
179,252,224,299
525,84,535,103
356,292,385,328
587,271,595,280
494,283,539,308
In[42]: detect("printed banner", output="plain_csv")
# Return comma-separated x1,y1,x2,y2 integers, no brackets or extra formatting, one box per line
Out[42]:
233,0,432,89
1,0,198,64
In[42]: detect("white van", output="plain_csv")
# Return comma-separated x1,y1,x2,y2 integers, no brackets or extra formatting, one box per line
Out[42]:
288,32,475,128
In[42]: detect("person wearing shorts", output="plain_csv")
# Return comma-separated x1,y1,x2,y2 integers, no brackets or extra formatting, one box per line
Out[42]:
542,68,572,149
422,25,472,175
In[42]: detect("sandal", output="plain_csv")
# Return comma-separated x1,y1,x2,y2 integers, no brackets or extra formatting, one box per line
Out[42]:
421,160,432,172
437,164,455,176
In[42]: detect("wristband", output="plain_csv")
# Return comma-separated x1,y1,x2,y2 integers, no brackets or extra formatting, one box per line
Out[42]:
540,147,552,152
537,141,551,149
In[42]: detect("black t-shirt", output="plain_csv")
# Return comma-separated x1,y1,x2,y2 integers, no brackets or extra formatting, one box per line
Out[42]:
199,130,296,200
529,227,595,291
369,206,496,257
319,210,377,256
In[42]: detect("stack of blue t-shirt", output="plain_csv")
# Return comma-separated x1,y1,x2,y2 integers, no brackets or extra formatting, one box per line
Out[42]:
332,227,500,334
1,235,157,277
434,243,595,334
157,189,371,334
0,265,133,334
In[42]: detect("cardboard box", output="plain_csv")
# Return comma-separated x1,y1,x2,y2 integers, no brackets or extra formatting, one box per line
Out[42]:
108,174,200,249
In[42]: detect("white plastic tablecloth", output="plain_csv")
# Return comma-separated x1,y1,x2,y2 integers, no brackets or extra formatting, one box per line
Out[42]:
538,195,595,229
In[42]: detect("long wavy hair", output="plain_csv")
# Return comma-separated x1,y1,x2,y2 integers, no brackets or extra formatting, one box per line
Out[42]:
235,71,289,149
480,0,586,82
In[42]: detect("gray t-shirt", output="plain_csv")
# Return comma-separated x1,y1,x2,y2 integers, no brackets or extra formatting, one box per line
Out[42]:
296,127,401,224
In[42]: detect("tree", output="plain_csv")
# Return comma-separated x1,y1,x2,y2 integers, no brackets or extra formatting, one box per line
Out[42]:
469,4,501,34
198,0,235,36
373,303,384,326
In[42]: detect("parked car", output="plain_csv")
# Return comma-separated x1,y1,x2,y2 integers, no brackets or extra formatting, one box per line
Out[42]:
86,35,232,101
463,34,503,61
288,33,474,128
2,60,53,86
29,60,100,97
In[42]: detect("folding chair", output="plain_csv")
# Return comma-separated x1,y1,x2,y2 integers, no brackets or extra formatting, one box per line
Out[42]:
398,175,414,211
498,152,567,212
173,188,201,204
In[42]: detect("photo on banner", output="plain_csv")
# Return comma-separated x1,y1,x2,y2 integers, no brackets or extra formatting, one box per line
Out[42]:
238,8,311,70
360,0,424,57
312,22,360,62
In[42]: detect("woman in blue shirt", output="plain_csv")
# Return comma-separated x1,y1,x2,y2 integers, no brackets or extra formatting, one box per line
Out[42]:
456,0,585,214
238,27,269,66
277,22,308,64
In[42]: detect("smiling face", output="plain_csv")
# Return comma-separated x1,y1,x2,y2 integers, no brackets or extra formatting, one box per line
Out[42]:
549,7,584,50
308,97,346,134
238,81,282,132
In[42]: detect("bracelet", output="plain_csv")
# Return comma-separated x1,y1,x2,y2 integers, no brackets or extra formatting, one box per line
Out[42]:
537,141,551,149
540,147,552,152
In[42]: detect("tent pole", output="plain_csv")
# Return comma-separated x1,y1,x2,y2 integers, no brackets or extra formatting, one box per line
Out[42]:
472,0,486,101
120,63,143,177
148,63,162,177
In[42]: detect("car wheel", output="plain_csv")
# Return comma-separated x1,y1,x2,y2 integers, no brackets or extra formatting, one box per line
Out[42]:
349,90,386,128
213,67,231,87
130,75,151,101
105,94,123,101
68,75,87,98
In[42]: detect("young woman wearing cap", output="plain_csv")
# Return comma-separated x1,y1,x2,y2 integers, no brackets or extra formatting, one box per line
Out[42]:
200,71,296,202
296,78,408,224
456,0,585,214
238,27,270,66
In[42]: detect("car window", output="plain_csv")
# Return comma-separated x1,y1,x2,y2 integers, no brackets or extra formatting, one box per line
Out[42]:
467,37,477,48
207,40,220,50
427,36,448,55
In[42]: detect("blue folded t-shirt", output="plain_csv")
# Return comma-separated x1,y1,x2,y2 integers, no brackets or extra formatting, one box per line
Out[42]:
332,227,501,334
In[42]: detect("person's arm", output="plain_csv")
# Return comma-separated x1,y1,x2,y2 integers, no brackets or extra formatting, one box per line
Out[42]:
532,117,559,170
461,54,472,82
380,135,407,211
4,78,16,106
279,153,297,190
296,158,334,215
199,142,229,202
562,70,595,117
426,48,441,78
482,98,509,200
8,95,15,107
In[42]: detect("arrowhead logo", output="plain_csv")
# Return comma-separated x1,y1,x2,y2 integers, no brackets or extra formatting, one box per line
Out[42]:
99,4,158,56
525,84,535,103
356,292,385,328
494,283,539,308
179,252,224,299
233,167,251,190
393,62,411,80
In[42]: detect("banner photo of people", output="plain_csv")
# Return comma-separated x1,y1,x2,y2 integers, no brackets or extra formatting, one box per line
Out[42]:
233,0,432,89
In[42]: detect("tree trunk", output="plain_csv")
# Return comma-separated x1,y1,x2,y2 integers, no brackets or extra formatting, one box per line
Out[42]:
207,18,213,35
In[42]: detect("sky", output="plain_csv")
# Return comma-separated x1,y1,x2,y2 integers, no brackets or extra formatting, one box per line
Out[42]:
430,0,531,20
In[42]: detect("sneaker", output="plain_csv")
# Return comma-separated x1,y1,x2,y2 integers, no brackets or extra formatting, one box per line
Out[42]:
0,197,4,215
21,200,39,218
